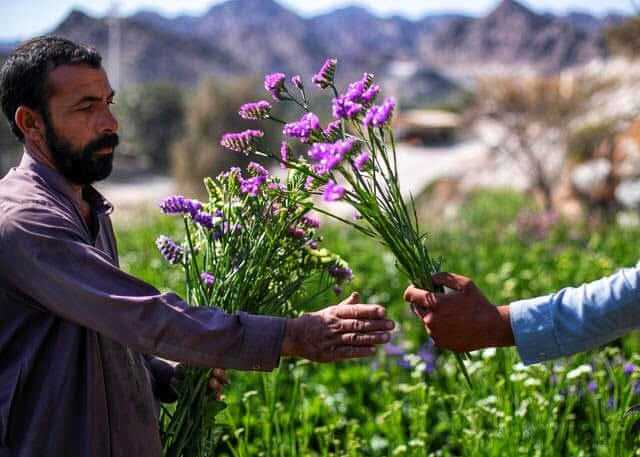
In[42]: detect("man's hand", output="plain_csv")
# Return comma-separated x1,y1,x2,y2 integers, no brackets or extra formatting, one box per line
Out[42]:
281,292,395,362
173,365,229,401
403,272,514,352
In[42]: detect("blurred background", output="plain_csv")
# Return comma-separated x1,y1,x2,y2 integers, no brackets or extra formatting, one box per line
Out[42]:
1,0,639,225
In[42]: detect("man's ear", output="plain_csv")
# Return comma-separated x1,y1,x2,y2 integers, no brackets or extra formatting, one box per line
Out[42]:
15,106,46,142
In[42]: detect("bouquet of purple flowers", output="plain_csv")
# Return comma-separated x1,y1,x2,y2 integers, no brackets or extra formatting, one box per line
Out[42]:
156,166,350,456
221,58,471,386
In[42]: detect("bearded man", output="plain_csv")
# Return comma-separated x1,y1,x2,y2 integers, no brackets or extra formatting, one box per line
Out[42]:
0,36,394,457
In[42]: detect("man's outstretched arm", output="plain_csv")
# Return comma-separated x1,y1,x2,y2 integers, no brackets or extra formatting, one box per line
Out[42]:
404,264,640,364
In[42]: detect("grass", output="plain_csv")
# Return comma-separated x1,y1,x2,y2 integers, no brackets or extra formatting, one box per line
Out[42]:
115,190,640,456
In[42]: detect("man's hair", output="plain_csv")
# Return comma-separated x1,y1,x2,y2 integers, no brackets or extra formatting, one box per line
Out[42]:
0,36,102,142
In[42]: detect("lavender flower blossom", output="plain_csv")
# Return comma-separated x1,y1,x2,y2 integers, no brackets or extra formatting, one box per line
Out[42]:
418,340,438,374
160,195,203,217
283,113,321,143
248,161,269,177
302,213,320,228
280,142,290,169
156,235,184,264
287,226,306,239
625,363,638,376
343,73,375,104
308,139,356,175
587,380,598,393
193,211,215,230
323,180,346,202
238,100,272,120
312,58,337,89
363,98,396,128
361,84,380,105
200,272,216,288
220,129,264,154
332,96,363,120
323,120,342,141
291,75,303,90
240,175,267,197
264,72,286,100
353,151,370,171
328,264,353,283
304,176,316,191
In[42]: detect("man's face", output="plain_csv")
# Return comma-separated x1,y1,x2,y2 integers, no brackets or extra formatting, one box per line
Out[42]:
42,64,119,185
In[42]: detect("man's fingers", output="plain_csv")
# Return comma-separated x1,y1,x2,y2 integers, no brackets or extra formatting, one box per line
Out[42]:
338,318,395,333
335,304,386,319
334,331,391,346
338,292,360,306
329,346,376,361
404,286,445,311
212,368,229,385
431,272,471,291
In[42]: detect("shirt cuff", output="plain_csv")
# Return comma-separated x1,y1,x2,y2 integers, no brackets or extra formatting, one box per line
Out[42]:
509,294,562,365
236,313,286,371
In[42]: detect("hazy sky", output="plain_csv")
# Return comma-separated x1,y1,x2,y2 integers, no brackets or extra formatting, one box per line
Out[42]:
0,0,634,41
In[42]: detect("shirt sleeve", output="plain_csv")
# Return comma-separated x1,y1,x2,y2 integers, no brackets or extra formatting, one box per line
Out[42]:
510,261,640,365
0,203,285,371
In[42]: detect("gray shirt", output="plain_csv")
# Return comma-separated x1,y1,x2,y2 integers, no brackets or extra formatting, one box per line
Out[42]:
0,153,286,457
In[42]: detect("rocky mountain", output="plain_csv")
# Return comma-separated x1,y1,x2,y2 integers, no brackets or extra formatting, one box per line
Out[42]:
0,0,627,103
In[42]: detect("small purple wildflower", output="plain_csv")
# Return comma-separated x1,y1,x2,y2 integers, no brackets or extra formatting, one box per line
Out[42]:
323,120,342,141
159,195,203,217
287,226,306,239
304,176,316,191
332,96,363,120
283,113,321,143
291,75,303,90
328,264,353,283
333,285,343,296
280,142,290,169
418,341,437,374
361,84,380,105
200,272,216,288
323,180,346,202
264,72,287,100
353,151,370,171
343,73,375,104
312,58,337,89
193,211,215,230
625,363,638,376
308,138,356,175
587,380,598,393
240,175,267,197
220,129,264,154
302,213,320,228
363,98,396,128
247,161,269,177
384,342,406,357
156,235,184,264
238,100,272,120
306,239,319,249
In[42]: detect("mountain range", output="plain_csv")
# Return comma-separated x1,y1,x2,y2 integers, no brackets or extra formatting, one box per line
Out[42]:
0,0,628,105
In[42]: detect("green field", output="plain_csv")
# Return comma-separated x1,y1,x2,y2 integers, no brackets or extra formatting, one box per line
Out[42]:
116,191,640,456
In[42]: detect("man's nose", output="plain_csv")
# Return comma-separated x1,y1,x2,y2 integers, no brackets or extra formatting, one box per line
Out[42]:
99,107,119,134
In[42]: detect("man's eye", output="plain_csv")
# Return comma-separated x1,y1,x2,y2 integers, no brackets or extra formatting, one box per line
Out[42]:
78,105,92,111
107,100,116,105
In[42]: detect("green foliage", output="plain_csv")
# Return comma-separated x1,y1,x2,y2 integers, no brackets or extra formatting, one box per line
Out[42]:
113,83,185,172
116,193,640,456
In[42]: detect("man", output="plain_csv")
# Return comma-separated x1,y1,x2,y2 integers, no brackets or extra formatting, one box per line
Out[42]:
0,36,394,457
404,266,640,364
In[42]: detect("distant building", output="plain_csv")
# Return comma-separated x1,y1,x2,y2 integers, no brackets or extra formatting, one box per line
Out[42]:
395,109,461,145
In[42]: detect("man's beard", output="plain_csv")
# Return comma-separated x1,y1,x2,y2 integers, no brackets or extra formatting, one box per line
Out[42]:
44,117,119,186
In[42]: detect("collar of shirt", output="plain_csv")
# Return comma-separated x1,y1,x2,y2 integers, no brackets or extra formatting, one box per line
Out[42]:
17,152,114,216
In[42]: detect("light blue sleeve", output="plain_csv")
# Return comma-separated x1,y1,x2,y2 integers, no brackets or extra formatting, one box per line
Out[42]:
509,262,640,365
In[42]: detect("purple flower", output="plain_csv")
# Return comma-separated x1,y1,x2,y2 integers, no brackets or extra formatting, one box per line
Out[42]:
353,151,370,171
418,341,438,374
343,73,375,104
323,180,346,202
248,161,269,177
304,176,316,191
200,272,216,288
312,58,337,89
287,226,306,239
264,72,287,100
328,264,353,283
302,213,320,228
384,342,406,357
332,96,363,120
625,363,638,376
280,142,290,169
160,195,203,217
156,235,184,264
323,120,342,141
239,100,272,120
283,113,321,143
308,139,356,175
361,84,380,105
193,211,215,230
306,239,319,249
587,380,598,393
240,175,267,197
220,129,264,154
291,75,303,90
363,98,396,128
333,285,343,296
